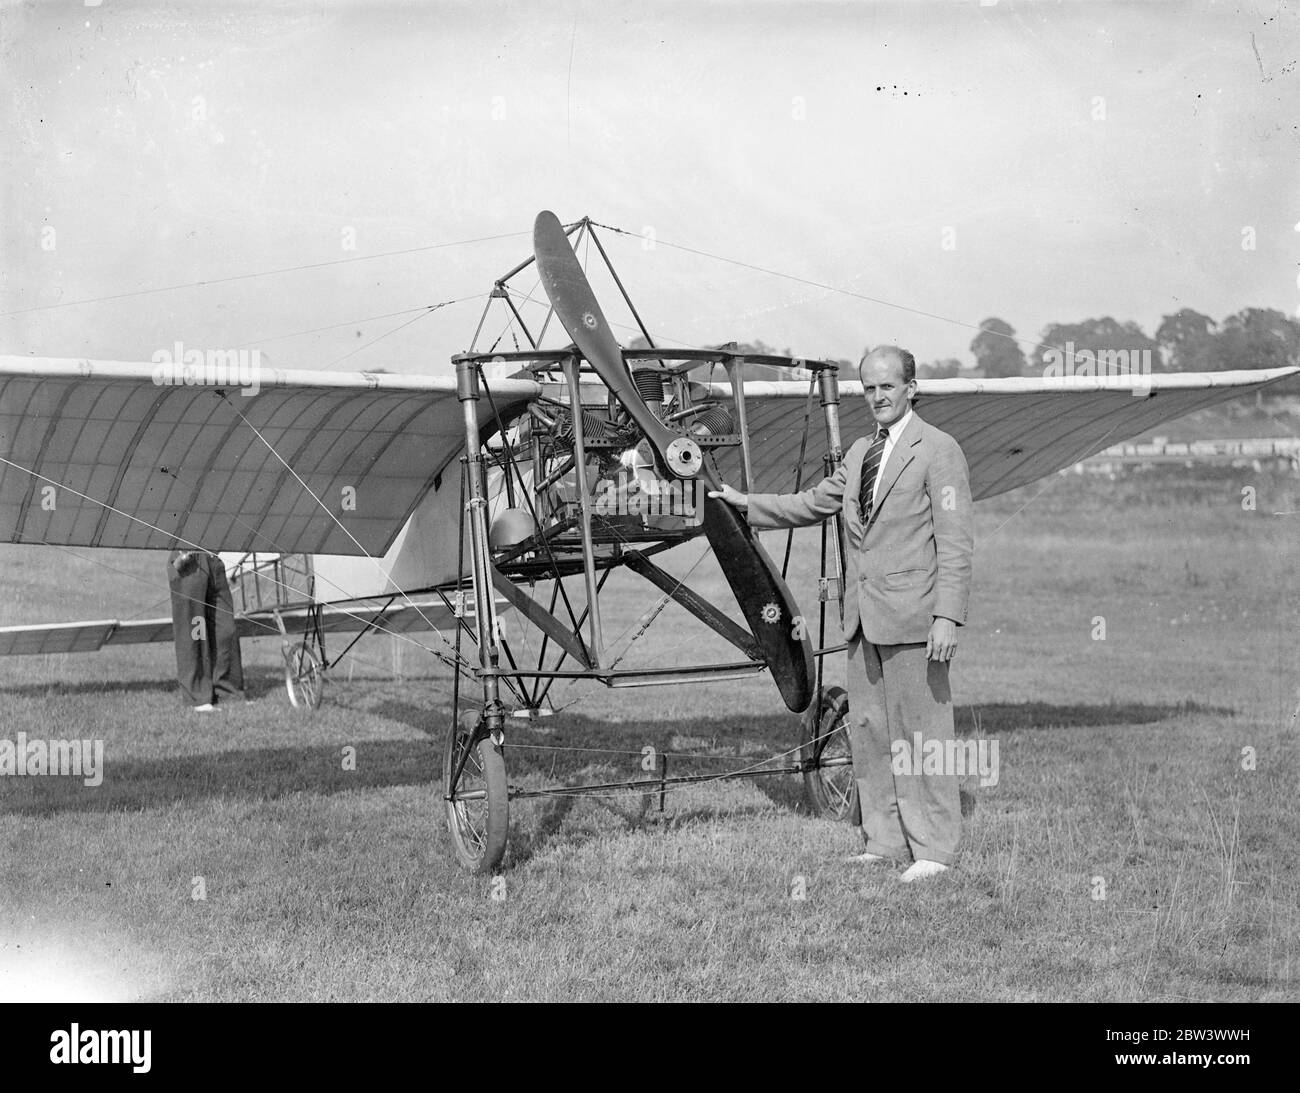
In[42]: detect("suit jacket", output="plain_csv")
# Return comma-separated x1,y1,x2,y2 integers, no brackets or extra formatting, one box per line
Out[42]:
746,411,973,645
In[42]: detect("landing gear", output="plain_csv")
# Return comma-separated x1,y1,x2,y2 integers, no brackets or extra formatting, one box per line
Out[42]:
443,710,509,874
800,685,860,824
283,642,324,709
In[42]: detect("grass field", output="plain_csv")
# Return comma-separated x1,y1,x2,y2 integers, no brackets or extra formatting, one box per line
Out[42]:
1,466,1297,1002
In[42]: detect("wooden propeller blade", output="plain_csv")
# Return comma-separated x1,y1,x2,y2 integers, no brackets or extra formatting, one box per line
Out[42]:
532,211,813,712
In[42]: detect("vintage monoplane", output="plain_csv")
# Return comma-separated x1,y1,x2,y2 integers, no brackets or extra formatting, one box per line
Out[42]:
0,211,1294,872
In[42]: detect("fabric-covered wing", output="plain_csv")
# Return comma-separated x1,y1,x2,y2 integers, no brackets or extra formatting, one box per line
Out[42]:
0,616,178,655
0,619,123,656
0,358,540,555
0,596,464,656
728,368,1300,499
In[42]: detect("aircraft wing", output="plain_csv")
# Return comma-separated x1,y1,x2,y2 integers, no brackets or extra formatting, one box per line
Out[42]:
0,595,466,657
0,619,128,656
0,615,219,656
7,357,1289,558
2,357,1293,661
0,357,540,556
727,367,1300,499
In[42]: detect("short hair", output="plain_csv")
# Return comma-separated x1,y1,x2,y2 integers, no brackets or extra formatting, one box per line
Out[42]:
858,346,916,385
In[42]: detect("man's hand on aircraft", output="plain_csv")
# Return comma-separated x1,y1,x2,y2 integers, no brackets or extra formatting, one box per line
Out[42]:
927,617,958,662
707,483,749,509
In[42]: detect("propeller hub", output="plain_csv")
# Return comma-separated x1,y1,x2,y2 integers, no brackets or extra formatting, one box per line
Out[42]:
664,436,703,479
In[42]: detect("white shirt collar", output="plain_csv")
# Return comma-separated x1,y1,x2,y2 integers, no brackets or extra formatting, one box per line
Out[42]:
877,405,913,441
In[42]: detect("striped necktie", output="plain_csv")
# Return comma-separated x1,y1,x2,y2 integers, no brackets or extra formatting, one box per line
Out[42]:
858,425,890,522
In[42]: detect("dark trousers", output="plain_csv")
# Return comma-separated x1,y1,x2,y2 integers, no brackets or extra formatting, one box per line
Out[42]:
168,554,244,706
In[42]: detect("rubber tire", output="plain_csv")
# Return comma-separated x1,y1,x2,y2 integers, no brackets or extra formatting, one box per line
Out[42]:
800,685,861,824
284,644,324,709
444,712,509,874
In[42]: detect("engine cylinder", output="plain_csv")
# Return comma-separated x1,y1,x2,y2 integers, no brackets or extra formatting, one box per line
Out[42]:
631,367,665,407
559,408,609,442
690,406,735,436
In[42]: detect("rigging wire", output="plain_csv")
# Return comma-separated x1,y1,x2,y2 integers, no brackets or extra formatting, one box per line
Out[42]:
0,230,531,318
508,287,702,352
589,219,1060,356
0,452,474,675
147,462,485,682
321,301,445,369
33,539,467,690
198,386,531,708
231,295,488,350
207,390,485,667
501,723,843,804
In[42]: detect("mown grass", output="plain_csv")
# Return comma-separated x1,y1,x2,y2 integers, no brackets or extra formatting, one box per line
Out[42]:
0,466,1296,1001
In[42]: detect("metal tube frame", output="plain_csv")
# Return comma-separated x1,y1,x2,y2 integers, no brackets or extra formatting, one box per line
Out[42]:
442,231,868,817
815,365,846,701
723,356,755,492
818,366,847,625
559,354,605,668
455,358,506,751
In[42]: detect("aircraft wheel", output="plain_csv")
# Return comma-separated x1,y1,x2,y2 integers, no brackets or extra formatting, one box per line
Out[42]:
283,643,324,709
800,685,860,824
444,711,509,874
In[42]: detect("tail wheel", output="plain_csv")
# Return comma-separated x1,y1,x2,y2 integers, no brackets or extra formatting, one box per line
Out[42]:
800,685,860,824
283,643,324,709
444,711,509,874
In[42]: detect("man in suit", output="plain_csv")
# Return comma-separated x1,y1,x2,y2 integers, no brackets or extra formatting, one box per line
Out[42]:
168,548,245,711
710,346,973,881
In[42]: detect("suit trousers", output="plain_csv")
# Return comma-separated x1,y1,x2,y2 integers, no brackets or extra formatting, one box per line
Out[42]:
846,636,961,865
169,558,245,706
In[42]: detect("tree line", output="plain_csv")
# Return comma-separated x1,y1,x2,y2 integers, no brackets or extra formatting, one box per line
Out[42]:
921,307,1300,379
629,308,1300,386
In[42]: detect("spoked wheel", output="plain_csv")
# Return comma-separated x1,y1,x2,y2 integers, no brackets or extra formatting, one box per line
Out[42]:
283,642,324,709
444,711,509,874
800,685,860,824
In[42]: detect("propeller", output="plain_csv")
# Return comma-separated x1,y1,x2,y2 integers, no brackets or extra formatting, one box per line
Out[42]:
532,211,814,712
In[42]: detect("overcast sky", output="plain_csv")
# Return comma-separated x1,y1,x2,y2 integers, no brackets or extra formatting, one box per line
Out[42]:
2,0,1297,373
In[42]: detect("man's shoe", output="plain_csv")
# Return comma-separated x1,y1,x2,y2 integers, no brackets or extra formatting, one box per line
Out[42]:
899,860,948,883
844,851,890,865
192,703,218,712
